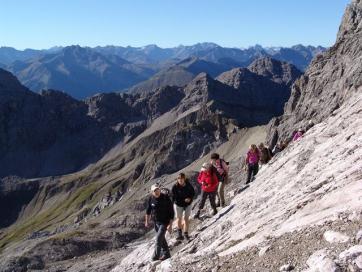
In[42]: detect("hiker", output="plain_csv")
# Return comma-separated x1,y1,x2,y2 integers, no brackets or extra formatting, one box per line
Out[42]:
210,153,229,208
258,143,272,165
245,144,260,184
171,173,195,241
194,162,219,219
145,184,174,261
293,128,304,141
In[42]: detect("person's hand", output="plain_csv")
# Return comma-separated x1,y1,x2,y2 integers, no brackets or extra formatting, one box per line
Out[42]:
145,221,149,228
185,198,191,203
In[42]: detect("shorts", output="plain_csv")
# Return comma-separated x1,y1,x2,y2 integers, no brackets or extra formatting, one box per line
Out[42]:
174,204,192,219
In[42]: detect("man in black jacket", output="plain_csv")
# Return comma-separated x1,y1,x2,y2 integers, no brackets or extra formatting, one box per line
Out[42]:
145,184,174,261
171,173,195,240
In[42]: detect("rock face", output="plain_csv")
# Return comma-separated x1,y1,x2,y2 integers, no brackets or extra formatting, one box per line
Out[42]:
128,57,233,94
217,58,300,117
267,0,362,146
0,68,119,178
248,57,302,87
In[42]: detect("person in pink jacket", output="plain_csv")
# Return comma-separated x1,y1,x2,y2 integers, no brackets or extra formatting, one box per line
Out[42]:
293,128,304,141
193,162,219,219
210,153,229,207
245,144,260,184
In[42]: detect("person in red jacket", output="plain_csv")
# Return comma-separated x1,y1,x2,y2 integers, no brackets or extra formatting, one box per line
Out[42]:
193,162,219,219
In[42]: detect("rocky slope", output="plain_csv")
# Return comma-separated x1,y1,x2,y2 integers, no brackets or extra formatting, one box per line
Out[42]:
112,90,362,272
0,68,120,178
128,57,233,94
216,58,301,117
267,0,362,146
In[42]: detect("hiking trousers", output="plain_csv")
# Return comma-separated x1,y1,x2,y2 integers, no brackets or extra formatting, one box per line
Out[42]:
152,222,170,260
216,182,225,206
246,163,259,184
198,190,217,212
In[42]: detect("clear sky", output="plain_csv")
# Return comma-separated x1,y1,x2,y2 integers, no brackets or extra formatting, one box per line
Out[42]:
0,0,351,50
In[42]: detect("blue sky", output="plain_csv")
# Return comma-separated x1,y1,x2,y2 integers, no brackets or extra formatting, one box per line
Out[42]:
0,0,350,50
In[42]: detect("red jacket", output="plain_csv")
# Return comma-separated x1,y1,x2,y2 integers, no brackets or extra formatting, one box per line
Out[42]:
197,170,219,192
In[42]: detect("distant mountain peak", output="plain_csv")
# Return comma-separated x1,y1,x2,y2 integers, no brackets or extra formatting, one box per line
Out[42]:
248,57,302,86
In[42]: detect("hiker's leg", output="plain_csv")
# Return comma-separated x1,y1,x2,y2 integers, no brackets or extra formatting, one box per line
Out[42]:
198,190,207,210
208,191,217,214
158,224,170,258
174,204,183,230
218,181,225,206
254,163,259,176
152,223,162,260
183,205,191,232
246,164,253,183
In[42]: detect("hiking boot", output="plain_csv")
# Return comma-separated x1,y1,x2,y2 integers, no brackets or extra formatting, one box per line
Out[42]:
212,209,218,216
193,210,200,219
221,203,226,208
184,232,190,241
176,229,184,240
151,256,159,261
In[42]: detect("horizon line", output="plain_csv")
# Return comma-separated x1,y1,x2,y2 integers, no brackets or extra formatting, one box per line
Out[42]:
0,42,330,52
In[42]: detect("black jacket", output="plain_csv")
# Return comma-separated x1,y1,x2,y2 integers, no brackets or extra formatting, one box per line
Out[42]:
146,193,174,224
171,181,195,207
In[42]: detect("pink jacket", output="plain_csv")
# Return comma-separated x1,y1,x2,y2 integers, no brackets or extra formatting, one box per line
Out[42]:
293,131,303,141
246,149,260,165
213,159,229,176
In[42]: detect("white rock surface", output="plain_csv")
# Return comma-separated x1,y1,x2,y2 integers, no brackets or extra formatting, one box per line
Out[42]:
356,230,362,243
304,249,339,272
323,230,350,243
339,245,362,262
112,94,362,272
258,245,270,257
355,255,362,269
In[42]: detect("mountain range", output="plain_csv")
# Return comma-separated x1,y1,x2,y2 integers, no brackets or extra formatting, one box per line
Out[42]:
0,55,299,179
0,44,324,99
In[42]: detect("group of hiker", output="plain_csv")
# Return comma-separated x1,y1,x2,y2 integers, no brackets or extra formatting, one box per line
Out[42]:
145,153,228,261
145,125,309,261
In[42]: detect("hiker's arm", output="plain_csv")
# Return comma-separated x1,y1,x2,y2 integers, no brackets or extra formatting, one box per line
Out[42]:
145,214,151,228
145,198,151,227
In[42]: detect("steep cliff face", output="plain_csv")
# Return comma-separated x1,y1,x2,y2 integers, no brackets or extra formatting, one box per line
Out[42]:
267,0,362,146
